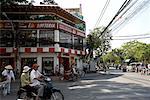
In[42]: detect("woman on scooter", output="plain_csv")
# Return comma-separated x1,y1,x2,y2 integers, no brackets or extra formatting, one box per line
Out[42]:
20,66,36,97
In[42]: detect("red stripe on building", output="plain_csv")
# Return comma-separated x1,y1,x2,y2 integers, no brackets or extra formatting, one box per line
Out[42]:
0,48,6,54
69,49,71,54
49,48,55,53
80,51,82,55
37,48,43,53
75,50,77,55
61,48,64,53
13,48,18,53
25,48,31,53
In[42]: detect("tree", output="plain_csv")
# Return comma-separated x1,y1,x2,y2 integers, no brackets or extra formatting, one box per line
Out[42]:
86,27,112,58
121,40,150,64
102,48,123,66
100,40,150,66
0,0,28,5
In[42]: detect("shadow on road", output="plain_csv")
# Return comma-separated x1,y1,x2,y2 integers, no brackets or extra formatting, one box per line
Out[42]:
64,74,150,100
82,73,123,80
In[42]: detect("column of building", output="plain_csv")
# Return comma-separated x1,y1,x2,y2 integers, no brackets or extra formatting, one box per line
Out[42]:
54,29,60,73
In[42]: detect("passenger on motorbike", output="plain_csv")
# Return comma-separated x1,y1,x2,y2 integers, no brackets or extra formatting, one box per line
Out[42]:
20,66,36,97
30,64,45,100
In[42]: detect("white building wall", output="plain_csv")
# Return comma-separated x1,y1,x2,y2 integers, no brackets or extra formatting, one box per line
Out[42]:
20,53,56,72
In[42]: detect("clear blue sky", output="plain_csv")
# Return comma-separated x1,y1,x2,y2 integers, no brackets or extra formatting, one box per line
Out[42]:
32,0,150,49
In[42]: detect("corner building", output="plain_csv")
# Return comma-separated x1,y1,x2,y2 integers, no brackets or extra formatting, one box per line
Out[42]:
0,5,86,76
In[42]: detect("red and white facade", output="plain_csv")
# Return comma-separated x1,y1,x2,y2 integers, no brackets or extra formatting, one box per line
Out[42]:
0,5,86,75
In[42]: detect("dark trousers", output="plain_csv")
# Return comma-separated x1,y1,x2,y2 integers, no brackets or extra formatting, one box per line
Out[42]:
22,85,37,97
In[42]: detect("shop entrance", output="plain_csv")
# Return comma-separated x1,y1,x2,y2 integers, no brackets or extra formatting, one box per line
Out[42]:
21,58,37,72
42,57,54,76
62,57,70,71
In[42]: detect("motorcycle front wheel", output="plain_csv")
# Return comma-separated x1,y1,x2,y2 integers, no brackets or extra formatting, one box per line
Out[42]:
50,91,64,100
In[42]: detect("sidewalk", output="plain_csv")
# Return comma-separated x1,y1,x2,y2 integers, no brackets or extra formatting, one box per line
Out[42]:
0,79,20,100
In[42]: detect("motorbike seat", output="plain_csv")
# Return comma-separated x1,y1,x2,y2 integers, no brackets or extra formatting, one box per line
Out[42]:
20,87,27,91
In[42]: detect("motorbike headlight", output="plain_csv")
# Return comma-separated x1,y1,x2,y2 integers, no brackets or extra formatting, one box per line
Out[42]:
45,77,51,81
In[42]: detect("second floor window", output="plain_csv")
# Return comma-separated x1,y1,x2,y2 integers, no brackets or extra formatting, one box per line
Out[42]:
39,30,54,47
74,36,83,50
0,30,13,47
59,31,73,48
19,30,37,47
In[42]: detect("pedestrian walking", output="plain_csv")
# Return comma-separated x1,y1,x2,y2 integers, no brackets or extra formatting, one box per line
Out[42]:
59,63,64,80
1,65,15,95
55,64,60,76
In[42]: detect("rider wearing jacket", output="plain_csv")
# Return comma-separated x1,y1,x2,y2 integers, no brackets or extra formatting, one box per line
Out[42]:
20,66,35,96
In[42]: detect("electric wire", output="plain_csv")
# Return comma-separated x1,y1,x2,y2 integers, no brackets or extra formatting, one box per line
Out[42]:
94,0,110,28
98,0,132,38
110,0,138,27
112,36,150,40
113,33,150,37
111,0,149,33
110,0,150,34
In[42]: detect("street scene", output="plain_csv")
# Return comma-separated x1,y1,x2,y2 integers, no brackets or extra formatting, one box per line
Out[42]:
1,68,150,100
0,0,150,100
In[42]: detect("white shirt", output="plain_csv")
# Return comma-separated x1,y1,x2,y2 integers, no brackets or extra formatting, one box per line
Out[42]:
2,69,15,82
30,69,42,86
72,68,77,74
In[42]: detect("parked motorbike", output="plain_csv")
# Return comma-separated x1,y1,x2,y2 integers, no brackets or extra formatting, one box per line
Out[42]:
17,76,64,100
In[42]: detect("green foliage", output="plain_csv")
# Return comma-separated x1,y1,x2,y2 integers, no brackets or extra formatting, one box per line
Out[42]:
0,0,28,5
102,49,122,64
121,40,150,63
102,40,150,64
86,27,112,57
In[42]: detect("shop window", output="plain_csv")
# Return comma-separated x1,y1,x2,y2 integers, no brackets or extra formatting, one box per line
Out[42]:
74,35,83,50
39,30,54,47
42,57,54,76
59,31,73,48
0,30,13,47
19,30,37,47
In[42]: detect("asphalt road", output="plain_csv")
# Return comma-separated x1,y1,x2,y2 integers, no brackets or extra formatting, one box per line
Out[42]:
1,69,150,100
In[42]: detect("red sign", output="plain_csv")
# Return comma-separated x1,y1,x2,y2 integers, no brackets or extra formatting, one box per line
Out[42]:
0,22,56,29
28,22,56,29
59,24,73,33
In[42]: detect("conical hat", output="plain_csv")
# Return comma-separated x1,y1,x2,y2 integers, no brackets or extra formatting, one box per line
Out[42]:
5,65,13,70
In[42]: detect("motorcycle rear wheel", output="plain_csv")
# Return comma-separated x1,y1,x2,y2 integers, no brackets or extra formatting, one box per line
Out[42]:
17,91,28,100
17,91,35,100
50,91,64,100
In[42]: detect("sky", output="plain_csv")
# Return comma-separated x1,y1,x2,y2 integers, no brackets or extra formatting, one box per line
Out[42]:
32,0,150,49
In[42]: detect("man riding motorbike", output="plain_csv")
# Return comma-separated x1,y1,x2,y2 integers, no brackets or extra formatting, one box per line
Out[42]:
30,64,45,100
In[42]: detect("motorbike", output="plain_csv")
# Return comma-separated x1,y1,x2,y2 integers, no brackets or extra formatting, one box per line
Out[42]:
17,76,64,100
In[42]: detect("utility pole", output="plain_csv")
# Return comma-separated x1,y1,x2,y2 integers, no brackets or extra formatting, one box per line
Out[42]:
2,12,19,73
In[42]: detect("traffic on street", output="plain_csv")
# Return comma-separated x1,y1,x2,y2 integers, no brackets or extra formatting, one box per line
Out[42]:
1,68,150,100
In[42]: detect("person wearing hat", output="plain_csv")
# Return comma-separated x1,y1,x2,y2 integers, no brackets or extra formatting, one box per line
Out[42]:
2,65,15,95
30,64,44,100
20,66,35,97
21,66,31,87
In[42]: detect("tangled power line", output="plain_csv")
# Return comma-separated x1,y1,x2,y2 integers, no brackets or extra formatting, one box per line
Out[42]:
94,0,150,40
110,0,150,35
94,0,110,28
